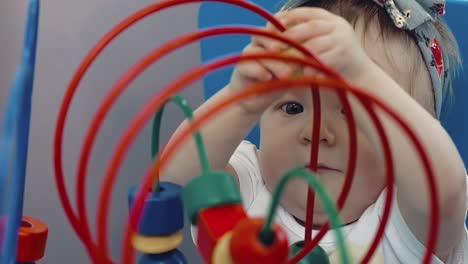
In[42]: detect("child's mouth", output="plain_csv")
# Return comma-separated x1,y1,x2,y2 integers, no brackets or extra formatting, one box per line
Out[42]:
304,164,341,173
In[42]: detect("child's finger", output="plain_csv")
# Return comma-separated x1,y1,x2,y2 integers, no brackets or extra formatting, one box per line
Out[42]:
288,34,335,57
261,14,312,53
271,20,335,51
251,34,275,50
245,42,296,78
265,13,287,32
278,35,334,75
302,66,325,80
238,45,274,81
275,7,335,26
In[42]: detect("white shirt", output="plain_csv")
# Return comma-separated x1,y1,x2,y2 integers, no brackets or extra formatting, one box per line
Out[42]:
228,140,468,263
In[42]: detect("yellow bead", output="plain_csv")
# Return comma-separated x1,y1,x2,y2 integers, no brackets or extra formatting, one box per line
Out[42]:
132,231,183,254
211,231,234,264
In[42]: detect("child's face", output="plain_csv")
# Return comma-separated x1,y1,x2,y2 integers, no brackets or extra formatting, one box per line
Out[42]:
259,88,386,225
257,17,431,225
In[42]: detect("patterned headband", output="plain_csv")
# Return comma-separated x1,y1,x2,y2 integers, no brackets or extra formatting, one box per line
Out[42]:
372,0,448,117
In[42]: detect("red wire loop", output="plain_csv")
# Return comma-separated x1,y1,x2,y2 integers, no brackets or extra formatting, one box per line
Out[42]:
52,1,440,263
120,72,438,264
54,0,285,261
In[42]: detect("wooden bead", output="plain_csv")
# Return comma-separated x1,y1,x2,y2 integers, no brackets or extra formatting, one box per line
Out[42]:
229,217,289,264
16,216,48,262
182,171,242,224
132,231,183,254
196,204,246,263
211,232,234,264
128,182,184,236
138,249,187,264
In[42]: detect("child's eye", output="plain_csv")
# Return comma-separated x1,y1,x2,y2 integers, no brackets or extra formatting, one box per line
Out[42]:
281,102,304,115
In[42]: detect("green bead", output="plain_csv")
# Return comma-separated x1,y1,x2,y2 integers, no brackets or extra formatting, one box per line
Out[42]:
182,171,242,224
290,241,330,264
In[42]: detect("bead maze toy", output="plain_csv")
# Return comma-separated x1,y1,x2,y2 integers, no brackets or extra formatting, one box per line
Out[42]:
1,0,465,263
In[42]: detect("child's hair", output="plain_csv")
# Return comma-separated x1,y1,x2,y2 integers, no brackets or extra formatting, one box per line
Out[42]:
279,0,462,115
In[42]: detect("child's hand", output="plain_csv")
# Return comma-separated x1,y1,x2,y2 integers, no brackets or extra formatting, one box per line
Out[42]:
228,34,291,115
228,7,376,114
263,7,374,83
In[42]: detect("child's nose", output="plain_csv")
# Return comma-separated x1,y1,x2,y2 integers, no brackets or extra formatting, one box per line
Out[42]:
319,122,336,146
300,118,336,146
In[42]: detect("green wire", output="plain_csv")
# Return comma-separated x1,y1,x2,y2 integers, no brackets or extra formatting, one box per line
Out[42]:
260,167,350,264
150,95,211,191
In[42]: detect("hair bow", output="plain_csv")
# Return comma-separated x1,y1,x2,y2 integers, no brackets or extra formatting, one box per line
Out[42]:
373,0,448,117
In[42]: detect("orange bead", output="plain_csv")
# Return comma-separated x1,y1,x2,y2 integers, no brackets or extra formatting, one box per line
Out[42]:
17,216,48,262
196,204,246,263
229,217,289,264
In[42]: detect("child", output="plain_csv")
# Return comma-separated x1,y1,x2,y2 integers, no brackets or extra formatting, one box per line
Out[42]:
162,0,468,262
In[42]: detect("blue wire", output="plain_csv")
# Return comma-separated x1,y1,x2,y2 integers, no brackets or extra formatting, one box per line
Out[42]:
0,1,40,263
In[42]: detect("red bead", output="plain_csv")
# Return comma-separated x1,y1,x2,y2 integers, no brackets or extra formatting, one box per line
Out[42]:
229,217,289,264
16,216,48,262
196,204,247,263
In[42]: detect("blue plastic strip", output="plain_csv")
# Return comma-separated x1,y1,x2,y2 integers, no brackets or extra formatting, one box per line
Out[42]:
0,1,40,263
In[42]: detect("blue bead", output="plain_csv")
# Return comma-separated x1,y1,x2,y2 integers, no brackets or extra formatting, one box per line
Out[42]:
138,249,187,264
128,182,184,236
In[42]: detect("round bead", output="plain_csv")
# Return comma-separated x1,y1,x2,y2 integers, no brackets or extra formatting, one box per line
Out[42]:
17,216,48,262
229,217,289,264
138,249,187,264
132,231,183,254
182,171,242,224
128,182,184,236
290,241,330,264
211,232,234,264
